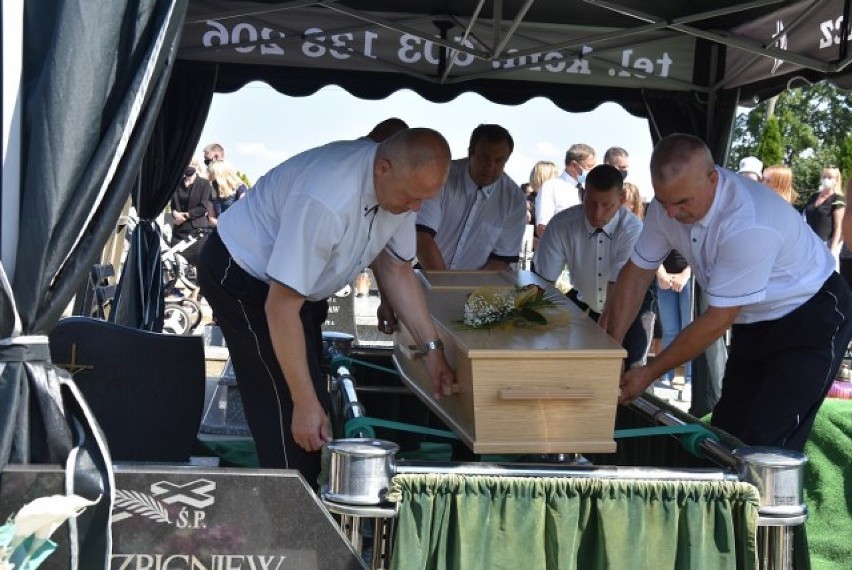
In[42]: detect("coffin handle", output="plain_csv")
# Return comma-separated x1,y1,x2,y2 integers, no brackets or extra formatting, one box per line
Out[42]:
498,386,594,400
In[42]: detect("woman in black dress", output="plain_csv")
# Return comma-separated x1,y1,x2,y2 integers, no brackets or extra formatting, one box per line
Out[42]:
803,166,845,265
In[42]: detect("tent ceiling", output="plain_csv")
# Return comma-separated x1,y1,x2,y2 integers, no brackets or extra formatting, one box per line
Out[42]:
181,0,850,107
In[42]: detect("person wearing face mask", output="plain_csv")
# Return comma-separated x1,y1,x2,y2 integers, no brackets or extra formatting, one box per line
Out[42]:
604,146,630,181
535,143,596,238
803,166,846,264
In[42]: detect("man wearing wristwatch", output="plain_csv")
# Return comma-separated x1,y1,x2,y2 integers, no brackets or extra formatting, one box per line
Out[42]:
197,128,454,487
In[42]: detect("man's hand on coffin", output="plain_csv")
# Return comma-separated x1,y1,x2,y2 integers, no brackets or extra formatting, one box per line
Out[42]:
291,398,331,452
376,301,398,334
618,366,655,404
423,349,455,399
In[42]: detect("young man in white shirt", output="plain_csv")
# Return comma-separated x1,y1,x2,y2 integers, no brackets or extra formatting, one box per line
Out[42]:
533,164,649,367
197,129,455,484
603,133,852,451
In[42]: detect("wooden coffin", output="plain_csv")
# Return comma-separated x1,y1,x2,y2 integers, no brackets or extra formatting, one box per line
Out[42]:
394,270,625,454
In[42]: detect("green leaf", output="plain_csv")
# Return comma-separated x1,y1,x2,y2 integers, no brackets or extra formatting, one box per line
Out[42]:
517,308,547,325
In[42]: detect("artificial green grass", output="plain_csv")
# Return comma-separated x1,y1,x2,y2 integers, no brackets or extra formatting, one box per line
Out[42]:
803,397,852,569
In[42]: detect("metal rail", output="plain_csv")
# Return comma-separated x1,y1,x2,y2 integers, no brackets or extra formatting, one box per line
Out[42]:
327,363,806,570
396,461,737,481
629,396,739,471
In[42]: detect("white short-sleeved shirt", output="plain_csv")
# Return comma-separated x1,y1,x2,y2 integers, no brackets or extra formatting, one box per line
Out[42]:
416,158,526,269
217,139,416,301
632,167,834,323
534,205,642,313
535,170,582,229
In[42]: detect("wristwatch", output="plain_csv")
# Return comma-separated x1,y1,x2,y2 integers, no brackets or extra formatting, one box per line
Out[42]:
410,339,444,358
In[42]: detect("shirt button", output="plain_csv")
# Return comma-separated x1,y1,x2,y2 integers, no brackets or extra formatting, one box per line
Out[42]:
598,257,602,261
692,238,697,242
598,273,602,277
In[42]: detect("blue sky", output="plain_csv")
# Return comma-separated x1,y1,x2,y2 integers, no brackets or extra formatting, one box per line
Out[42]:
195,82,656,198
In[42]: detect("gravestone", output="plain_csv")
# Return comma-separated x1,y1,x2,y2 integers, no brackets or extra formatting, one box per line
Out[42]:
49,316,205,462
200,359,251,436
0,465,366,569
324,286,358,337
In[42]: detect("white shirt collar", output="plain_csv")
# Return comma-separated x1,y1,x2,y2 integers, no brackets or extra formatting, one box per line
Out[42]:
696,166,723,228
560,169,580,187
583,207,620,239
464,164,497,198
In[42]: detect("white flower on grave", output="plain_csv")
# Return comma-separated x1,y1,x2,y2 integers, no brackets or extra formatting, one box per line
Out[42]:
13,494,98,541
1,494,99,569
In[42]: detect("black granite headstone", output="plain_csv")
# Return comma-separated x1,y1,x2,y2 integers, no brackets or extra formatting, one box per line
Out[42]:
323,287,358,337
48,316,206,462
0,465,366,569
200,359,251,436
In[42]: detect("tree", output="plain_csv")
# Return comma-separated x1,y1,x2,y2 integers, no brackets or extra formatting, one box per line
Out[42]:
838,134,852,186
237,171,252,188
727,81,852,197
756,116,784,167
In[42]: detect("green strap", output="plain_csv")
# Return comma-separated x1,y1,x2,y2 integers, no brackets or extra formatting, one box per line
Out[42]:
614,424,720,458
343,418,715,457
344,416,459,440
331,356,399,376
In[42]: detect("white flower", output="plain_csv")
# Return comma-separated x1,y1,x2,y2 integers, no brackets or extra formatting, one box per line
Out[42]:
13,494,99,541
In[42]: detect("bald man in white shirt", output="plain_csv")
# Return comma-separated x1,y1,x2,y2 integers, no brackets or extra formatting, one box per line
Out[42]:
602,133,852,451
197,129,455,484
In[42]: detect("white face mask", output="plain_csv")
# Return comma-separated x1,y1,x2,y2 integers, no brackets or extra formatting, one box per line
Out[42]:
822,177,835,190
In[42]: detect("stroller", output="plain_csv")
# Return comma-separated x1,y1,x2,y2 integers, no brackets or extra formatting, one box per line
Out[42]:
161,229,206,334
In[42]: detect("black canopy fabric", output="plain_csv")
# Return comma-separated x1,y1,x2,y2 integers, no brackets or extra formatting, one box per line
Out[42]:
0,1,188,568
178,0,851,152
110,61,218,330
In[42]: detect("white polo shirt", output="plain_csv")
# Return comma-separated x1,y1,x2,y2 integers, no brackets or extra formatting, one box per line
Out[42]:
416,158,526,269
535,170,582,229
534,205,642,313
217,139,416,301
633,167,834,323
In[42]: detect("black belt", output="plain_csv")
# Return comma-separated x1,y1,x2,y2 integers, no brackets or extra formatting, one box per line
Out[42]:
566,289,600,320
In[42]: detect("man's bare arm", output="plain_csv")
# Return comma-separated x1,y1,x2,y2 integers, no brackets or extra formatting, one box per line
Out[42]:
265,282,330,451
416,231,447,270
373,250,455,397
599,260,656,341
619,305,740,403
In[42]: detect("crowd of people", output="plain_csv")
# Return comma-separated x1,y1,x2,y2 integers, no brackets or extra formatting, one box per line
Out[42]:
176,123,852,485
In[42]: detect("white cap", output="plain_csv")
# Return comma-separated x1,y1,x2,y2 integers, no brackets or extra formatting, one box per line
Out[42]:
738,156,763,179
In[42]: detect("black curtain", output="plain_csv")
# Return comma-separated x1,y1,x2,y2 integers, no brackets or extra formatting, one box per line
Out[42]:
110,61,218,330
0,1,188,568
641,89,739,163
12,0,188,334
